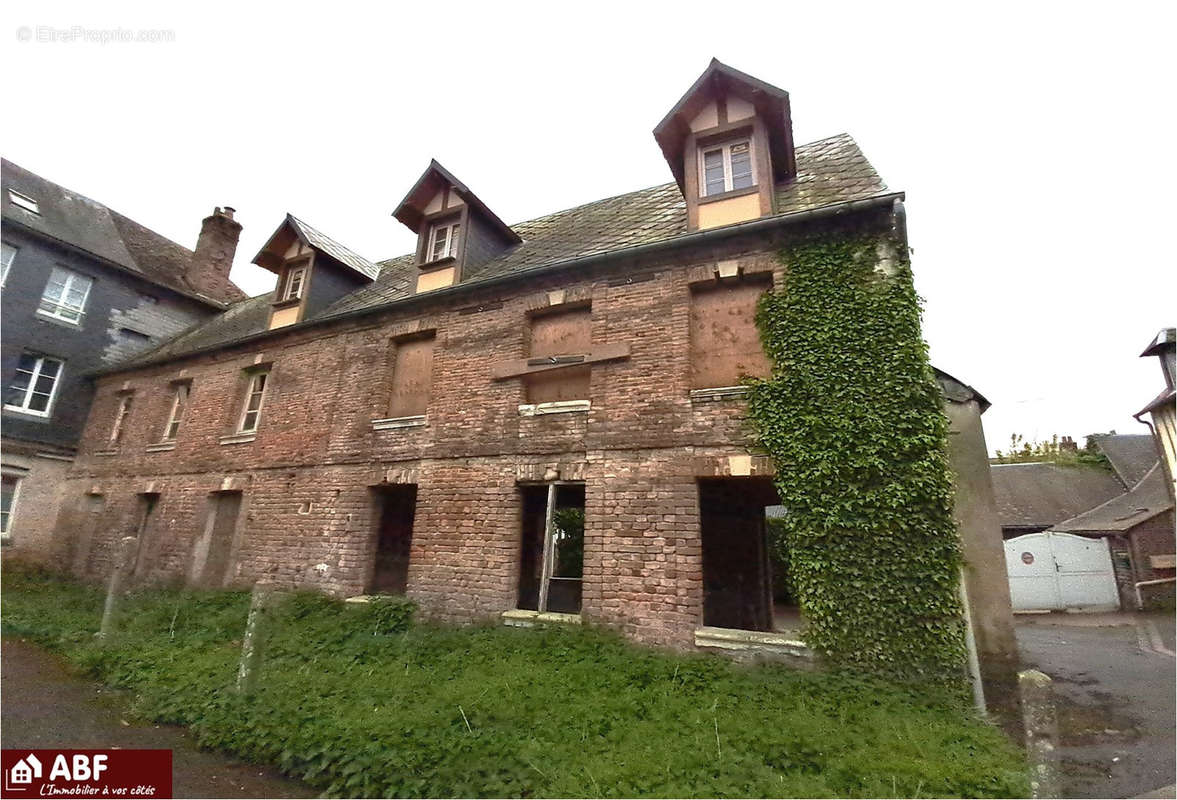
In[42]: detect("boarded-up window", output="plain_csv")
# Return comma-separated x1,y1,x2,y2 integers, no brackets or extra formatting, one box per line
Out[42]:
526,307,591,404
389,334,436,418
690,279,771,388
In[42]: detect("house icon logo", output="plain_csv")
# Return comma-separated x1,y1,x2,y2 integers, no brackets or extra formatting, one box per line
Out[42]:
8,753,42,786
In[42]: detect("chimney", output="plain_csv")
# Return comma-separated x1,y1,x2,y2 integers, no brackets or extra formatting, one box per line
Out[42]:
187,206,242,301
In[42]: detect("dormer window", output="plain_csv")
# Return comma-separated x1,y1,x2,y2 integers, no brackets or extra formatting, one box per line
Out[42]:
278,262,307,302
700,139,754,197
428,220,461,262
653,59,797,231
394,160,521,293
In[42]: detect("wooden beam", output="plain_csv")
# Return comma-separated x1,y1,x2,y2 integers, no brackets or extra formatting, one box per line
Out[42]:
491,342,630,380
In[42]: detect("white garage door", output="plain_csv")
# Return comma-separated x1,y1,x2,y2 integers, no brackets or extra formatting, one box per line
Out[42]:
1004,531,1119,612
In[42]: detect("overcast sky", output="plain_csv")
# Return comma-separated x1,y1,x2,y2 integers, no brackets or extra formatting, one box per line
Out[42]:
3,1,1173,454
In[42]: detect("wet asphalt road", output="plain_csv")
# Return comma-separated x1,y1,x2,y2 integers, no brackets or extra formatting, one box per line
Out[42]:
1,637,316,799
1015,613,1176,799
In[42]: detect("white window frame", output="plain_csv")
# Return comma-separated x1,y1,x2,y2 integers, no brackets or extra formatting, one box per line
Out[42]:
279,263,307,302
162,383,190,441
237,370,269,433
1,242,17,287
1,472,22,539
698,138,756,197
4,353,64,417
109,393,134,444
8,190,40,215
37,266,93,324
427,220,461,262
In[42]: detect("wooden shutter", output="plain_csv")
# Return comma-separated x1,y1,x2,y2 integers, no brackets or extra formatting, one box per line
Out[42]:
526,308,591,403
389,335,436,418
689,279,771,389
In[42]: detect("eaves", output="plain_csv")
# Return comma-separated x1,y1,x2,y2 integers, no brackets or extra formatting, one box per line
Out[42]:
89,191,904,378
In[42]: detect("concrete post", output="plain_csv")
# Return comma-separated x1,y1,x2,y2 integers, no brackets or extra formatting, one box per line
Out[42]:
97,536,140,639
236,581,281,693
1018,668,1061,799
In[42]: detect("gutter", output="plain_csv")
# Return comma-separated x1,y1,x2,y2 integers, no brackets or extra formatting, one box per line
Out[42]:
1,215,231,311
90,191,904,377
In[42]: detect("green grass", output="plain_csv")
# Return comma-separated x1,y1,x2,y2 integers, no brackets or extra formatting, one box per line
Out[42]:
1,563,1028,798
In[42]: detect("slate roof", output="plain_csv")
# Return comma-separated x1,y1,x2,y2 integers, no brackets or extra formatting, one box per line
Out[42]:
1053,463,1173,533
287,215,380,280
325,133,886,318
990,463,1125,531
116,132,888,369
1,158,245,306
1089,434,1161,489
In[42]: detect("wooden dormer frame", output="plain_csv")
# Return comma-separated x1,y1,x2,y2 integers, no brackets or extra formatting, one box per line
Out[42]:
682,115,776,231
394,161,520,294
268,252,315,329
415,194,471,279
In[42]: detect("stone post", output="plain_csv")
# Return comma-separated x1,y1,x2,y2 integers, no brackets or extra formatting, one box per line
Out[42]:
98,536,139,639
236,581,281,693
1019,668,1061,799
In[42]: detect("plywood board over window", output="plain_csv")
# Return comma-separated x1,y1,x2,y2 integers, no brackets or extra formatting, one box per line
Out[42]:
690,278,772,389
388,334,436,419
526,307,591,404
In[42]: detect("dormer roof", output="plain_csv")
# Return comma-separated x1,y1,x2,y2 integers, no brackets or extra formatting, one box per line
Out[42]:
653,58,797,191
392,159,520,244
252,213,379,280
1141,327,1176,358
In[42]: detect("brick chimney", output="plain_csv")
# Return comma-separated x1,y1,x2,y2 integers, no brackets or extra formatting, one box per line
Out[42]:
187,206,242,302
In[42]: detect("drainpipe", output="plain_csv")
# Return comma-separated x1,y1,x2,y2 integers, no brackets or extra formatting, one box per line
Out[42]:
959,569,987,715
1134,577,1176,611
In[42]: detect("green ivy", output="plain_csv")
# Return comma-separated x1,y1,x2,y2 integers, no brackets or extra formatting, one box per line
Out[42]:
745,231,967,682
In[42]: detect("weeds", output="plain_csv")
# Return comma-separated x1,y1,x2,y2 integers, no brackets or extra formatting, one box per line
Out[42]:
1,563,1027,797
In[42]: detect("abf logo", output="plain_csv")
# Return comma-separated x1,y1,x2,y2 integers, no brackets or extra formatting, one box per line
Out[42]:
8,753,41,784
5,752,107,790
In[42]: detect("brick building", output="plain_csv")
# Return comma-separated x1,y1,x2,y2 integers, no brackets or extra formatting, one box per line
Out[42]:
50,61,1016,665
1,158,244,558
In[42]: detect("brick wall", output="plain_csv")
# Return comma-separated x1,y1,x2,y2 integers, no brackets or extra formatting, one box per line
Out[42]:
58,209,989,650
1130,510,1176,608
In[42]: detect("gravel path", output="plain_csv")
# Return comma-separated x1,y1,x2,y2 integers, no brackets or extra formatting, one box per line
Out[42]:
1,637,316,799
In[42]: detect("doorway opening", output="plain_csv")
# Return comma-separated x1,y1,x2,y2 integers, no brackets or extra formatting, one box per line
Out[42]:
699,477,800,632
131,492,159,577
368,484,417,594
193,491,243,588
517,483,585,614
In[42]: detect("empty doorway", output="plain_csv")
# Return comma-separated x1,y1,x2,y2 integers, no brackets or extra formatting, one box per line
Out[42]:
368,485,417,594
517,483,585,614
192,491,243,588
699,478,799,632
131,492,160,577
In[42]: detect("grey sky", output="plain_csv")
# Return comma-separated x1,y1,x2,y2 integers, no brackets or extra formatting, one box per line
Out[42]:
3,1,1173,454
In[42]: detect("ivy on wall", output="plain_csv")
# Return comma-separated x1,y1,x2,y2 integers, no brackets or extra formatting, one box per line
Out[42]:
746,230,967,681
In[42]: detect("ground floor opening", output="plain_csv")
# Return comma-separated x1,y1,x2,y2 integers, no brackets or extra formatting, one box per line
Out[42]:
368,484,417,595
699,477,800,633
191,490,243,588
517,482,585,615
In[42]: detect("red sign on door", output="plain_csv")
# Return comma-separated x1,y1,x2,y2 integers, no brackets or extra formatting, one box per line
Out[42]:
2,749,172,797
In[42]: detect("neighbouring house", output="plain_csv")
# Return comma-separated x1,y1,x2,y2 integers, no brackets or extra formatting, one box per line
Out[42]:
997,431,1175,612
48,60,1016,670
1136,328,1176,501
1,158,245,559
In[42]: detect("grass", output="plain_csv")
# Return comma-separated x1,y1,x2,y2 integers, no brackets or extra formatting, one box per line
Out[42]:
1,563,1029,798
